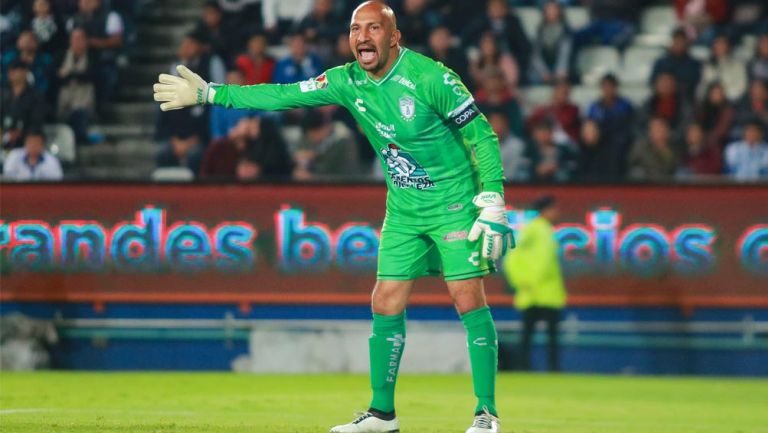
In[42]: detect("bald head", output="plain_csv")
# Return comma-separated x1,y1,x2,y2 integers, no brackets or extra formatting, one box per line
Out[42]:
352,1,397,30
349,0,401,77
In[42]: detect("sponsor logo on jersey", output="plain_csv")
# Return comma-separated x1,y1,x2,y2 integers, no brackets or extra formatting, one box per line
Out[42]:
375,122,397,139
392,74,416,90
355,98,366,112
298,73,329,93
447,203,464,211
381,143,435,190
452,104,479,128
399,96,415,121
443,71,467,97
443,230,468,242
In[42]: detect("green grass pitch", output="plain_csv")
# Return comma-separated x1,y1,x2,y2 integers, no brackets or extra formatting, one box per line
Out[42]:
1,372,767,433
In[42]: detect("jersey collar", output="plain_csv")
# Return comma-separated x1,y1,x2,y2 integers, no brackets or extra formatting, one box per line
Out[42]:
365,46,407,86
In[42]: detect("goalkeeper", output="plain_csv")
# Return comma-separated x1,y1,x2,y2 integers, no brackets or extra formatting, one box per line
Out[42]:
154,2,514,432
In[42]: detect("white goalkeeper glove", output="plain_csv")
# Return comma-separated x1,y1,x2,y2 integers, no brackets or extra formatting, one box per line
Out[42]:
468,191,515,260
153,64,217,111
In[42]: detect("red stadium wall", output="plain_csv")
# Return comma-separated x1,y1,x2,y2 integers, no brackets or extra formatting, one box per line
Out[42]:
1,184,766,309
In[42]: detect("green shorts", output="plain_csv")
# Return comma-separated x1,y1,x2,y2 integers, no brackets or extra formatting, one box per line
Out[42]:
377,215,495,281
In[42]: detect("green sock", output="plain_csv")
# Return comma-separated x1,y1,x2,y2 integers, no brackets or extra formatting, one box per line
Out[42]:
461,306,498,416
369,312,406,414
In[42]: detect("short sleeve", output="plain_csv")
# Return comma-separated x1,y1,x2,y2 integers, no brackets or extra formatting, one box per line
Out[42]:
428,65,478,128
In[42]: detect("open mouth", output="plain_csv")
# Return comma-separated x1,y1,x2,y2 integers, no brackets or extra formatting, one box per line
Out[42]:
357,46,377,63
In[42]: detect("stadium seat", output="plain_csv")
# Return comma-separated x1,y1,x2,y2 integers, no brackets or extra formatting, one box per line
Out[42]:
632,33,672,48
576,46,620,85
565,6,590,30
520,85,552,114
621,46,665,84
151,167,195,182
640,6,678,36
43,124,76,164
515,7,542,41
622,84,652,106
690,45,711,62
569,85,600,113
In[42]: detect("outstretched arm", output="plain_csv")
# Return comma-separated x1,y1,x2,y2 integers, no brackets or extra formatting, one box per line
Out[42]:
154,65,341,112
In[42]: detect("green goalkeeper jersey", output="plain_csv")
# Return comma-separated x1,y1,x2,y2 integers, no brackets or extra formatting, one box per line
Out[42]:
212,47,505,225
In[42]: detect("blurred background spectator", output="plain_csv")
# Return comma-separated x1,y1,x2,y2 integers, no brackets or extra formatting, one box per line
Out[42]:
2,132,63,181
2,59,47,150
292,109,360,181
628,116,679,181
1,0,766,184
725,119,768,181
528,118,577,182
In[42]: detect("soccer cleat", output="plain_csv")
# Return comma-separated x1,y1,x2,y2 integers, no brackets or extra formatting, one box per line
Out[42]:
329,412,400,433
465,408,501,433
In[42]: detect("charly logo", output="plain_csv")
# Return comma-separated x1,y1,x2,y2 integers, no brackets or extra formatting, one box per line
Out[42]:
398,96,415,121
381,143,435,190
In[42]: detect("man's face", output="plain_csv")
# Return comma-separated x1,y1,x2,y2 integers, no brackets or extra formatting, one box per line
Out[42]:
203,6,221,28
655,74,676,96
671,35,688,55
744,125,764,144
349,3,399,74
534,126,553,146
79,0,99,14
553,82,570,104
488,113,509,138
70,29,87,54
488,0,507,20
177,37,199,61
25,135,45,157
8,67,28,86
601,81,617,100
649,119,669,145
750,80,767,101
247,35,267,57
17,31,37,52
429,27,450,53
290,35,307,60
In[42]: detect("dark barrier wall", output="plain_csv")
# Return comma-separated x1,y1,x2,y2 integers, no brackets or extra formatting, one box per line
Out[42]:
1,184,767,308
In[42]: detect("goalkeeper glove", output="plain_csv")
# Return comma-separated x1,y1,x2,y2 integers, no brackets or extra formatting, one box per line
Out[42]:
153,65,217,111
468,191,515,261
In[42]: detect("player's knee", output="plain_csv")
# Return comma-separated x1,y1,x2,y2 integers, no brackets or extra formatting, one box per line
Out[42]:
451,288,486,314
371,284,408,315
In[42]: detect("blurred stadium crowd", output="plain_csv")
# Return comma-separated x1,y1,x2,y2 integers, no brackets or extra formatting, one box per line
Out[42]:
1,0,768,182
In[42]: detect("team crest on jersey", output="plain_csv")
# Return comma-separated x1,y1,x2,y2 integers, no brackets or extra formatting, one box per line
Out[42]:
381,143,435,190
398,96,415,121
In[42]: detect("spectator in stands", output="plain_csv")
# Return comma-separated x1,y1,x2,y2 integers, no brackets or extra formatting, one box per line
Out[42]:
156,123,204,177
56,27,95,145
628,117,679,181
474,67,525,138
261,0,313,42
235,32,275,85
1,60,47,150
586,73,634,176
2,132,63,181
577,119,622,182
574,0,640,49
734,79,768,138
292,109,360,181
699,34,748,101
694,81,734,154
272,33,323,84
425,26,468,85
527,79,580,144
209,69,261,141
677,122,723,176
193,1,235,65
674,0,729,44
297,0,343,63
1,30,54,95
641,72,691,138
650,29,702,99
30,0,65,55
463,0,531,83
725,119,768,181
395,0,442,52
488,110,529,182
171,30,226,84
66,0,124,104
328,33,355,67
200,116,291,181
528,118,576,182
469,33,519,97
530,1,573,85
748,33,768,82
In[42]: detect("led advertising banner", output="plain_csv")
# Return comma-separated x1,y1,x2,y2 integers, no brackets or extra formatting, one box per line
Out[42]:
1,184,766,307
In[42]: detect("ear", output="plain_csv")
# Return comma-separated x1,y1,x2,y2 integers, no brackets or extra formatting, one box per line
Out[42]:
391,29,401,48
